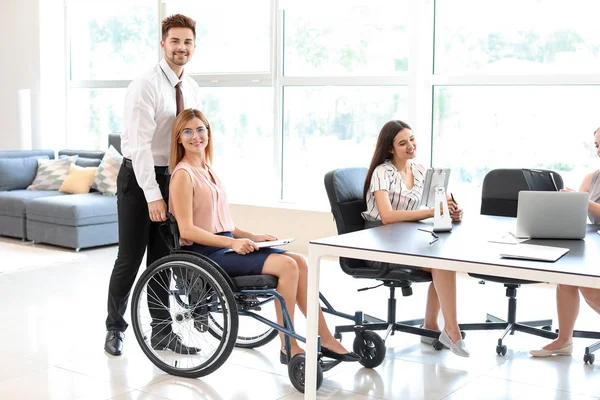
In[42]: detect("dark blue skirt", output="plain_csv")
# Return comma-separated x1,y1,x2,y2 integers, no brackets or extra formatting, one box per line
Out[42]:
181,232,286,277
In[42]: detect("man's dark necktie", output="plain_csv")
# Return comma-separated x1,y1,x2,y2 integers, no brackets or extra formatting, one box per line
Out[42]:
175,82,184,116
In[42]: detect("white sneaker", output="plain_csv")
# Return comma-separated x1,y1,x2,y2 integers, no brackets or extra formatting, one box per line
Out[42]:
439,330,470,357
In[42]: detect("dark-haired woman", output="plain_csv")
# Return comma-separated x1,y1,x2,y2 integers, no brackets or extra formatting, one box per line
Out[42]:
362,120,468,357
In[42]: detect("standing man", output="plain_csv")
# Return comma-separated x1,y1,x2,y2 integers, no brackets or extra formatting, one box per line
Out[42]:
104,14,202,356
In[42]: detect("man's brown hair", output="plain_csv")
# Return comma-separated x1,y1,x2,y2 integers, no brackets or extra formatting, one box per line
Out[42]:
162,14,196,40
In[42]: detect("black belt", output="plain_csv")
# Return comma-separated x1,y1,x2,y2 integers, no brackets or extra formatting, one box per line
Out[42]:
123,158,169,175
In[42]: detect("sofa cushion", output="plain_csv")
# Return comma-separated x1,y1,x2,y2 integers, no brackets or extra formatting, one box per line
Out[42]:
0,156,49,191
0,150,54,160
58,150,105,167
0,190,66,218
26,192,117,226
91,146,122,196
59,165,98,194
27,157,77,190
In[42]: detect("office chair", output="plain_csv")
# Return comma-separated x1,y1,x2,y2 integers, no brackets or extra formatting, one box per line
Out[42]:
468,168,560,355
324,167,450,368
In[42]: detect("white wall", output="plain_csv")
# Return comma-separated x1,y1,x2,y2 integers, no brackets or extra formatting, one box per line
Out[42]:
0,0,41,150
230,204,337,254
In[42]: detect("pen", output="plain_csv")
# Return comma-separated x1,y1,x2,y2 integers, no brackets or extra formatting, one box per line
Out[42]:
418,228,439,238
450,193,457,204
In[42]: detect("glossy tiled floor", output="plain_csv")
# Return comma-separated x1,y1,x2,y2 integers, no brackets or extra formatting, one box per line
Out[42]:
1,236,600,399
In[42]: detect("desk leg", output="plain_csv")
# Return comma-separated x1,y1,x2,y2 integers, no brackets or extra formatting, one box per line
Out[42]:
305,246,322,400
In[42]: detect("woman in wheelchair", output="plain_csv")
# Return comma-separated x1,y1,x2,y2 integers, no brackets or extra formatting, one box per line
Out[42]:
168,108,359,363
362,120,470,357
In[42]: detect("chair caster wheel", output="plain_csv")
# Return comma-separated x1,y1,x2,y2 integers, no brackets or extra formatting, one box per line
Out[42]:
584,354,595,364
334,332,342,341
542,325,552,331
496,345,507,356
433,340,445,351
460,331,466,339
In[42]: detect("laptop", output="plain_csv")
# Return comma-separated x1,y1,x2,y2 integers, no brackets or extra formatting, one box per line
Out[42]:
515,191,589,239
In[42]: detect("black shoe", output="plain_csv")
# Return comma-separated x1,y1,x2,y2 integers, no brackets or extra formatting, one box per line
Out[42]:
321,346,361,362
151,332,200,354
280,350,289,365
104,330,124,356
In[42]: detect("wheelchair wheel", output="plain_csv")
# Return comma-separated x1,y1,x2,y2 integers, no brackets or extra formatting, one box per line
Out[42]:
353,331,386,368
207,293,279,348
131,253,238,378
288,354,323,393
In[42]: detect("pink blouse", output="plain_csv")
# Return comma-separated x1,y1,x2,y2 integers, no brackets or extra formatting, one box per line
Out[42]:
169,161,236,246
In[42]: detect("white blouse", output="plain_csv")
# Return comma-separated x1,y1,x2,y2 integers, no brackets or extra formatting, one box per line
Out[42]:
362,160,426,222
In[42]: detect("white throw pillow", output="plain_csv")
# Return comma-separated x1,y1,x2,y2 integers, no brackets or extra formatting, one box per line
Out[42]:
91,145,123,196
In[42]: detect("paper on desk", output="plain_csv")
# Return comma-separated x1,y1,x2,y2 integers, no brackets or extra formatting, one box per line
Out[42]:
488,232,529,245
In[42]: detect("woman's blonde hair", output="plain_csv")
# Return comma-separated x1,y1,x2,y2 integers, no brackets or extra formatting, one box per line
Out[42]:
170,109,213,172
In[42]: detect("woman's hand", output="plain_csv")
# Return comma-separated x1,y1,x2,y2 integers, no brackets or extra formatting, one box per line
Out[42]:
230,238,259,255
560,188,575,192
447,199,463,222
251,233,278,242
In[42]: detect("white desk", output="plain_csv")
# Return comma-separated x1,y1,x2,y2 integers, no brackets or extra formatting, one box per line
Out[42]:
304,215,600,399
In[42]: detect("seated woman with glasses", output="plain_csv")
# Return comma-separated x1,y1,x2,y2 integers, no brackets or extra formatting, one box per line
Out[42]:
531,127,600,358
362,120,469,357
168,109,360,364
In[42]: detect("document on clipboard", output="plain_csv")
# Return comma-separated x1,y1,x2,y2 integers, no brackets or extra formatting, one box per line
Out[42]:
225,238,296,253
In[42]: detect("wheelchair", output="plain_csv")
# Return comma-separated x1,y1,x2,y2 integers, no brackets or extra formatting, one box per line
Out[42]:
130,213,363,392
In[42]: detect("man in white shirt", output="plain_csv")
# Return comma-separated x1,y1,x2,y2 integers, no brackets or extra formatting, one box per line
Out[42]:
104,14,202,356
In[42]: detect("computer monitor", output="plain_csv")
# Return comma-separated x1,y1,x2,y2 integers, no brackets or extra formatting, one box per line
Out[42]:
420,168,450,208
522,169,560,192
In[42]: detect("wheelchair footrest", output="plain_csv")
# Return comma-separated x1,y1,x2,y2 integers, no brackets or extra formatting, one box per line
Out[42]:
320,359,342,372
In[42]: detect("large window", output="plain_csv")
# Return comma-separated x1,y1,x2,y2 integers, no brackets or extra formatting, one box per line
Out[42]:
64,0,600,210
432,85,599,211
435,0,600,74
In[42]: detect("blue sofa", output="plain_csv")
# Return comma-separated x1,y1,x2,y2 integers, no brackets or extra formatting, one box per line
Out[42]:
0,145,119,250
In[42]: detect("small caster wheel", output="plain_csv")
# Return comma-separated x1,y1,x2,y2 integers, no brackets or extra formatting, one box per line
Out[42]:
542,325,552,331
584,354,595,364
353,331,386,368
461,331,466,339
485,319,492,323
433,340,445,351
288,354,323,393
496,345,507,356
334,332,342,341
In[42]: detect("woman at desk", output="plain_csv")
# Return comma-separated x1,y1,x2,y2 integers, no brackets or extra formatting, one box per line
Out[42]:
531,127,600,357
362,120,469,357
168,109,359,363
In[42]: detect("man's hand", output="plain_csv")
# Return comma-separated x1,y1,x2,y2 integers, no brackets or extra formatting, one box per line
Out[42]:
231,238,259,255
148,199,167,222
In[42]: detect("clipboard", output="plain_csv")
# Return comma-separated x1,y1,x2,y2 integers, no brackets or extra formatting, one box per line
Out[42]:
225,238,296,253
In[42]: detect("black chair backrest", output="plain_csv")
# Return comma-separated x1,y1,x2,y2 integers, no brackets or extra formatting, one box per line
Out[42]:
324,168,370,275
108,133,122,155
480,168,564,217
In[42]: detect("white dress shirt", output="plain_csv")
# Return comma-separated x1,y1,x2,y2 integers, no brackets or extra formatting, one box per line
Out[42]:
362,160,426,221
121,58,202,203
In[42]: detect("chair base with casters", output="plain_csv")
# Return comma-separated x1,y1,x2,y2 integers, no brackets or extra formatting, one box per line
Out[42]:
560,329,600,364
130,214,349,393
460,276,557,356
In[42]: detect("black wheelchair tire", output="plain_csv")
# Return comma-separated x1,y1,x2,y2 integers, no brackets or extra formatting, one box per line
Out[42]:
131,253,239,378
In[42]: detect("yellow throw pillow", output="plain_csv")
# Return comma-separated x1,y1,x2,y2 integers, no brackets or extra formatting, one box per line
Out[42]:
59,164,98,194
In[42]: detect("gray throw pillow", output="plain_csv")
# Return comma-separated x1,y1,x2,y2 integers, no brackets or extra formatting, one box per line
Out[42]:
0,156,49,191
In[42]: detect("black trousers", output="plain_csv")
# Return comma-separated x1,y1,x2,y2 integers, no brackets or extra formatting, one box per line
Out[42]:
105,163,171,332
